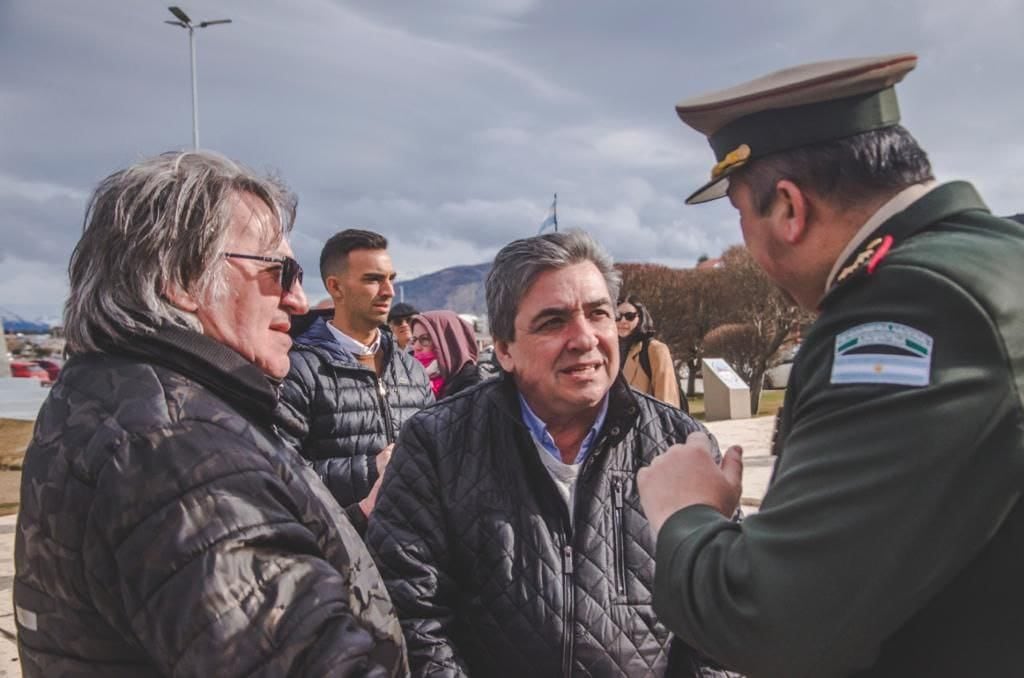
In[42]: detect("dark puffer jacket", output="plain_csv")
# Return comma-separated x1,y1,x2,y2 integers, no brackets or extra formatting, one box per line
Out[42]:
367,375,720,677
280,315,433,528
14,327,406,677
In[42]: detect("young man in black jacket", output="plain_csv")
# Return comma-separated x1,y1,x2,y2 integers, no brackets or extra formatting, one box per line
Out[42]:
280,229,433,534
367,230,726,677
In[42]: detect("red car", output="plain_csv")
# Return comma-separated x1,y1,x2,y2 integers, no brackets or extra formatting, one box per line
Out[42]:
10,361,52,385
32,358,63,382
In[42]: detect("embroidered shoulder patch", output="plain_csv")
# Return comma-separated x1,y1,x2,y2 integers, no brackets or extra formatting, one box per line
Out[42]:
831,322,933,386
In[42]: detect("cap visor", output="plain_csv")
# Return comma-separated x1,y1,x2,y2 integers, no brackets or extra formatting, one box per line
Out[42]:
685,175,731,205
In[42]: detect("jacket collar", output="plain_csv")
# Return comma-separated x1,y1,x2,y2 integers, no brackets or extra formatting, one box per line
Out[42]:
821,181,988,307
491,372,640,448
110,324,282,422
824,182,938,291
293,314,395,368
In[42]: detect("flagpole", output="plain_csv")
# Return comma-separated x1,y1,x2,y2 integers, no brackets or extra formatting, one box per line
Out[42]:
553,193,558,232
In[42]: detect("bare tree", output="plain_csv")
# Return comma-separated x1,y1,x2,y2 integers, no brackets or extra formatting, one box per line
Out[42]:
707,246,813,411
617,263,732,397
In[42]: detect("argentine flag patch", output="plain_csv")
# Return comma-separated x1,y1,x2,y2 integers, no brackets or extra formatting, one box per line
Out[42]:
831,322,933,387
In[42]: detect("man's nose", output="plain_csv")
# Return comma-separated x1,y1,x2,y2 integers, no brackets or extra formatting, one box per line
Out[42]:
283,280,309,315
380,278,395,298
566,315,599,351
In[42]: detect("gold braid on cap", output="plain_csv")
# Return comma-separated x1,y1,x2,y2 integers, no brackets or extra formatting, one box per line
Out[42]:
710,144,751,179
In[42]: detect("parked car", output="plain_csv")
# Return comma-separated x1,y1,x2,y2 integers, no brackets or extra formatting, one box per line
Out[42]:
32,358,63,382
764,343,801,389
10,361,52,385
763,362,792,389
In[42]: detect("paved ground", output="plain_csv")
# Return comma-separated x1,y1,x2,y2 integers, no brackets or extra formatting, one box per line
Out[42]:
704,415,777,512
0,415,777,675
0,514,19,675
0,380,48,423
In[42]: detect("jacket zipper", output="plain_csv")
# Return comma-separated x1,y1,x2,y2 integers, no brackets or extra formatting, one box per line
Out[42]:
611,478,627,599
376,378,396,444
561,542,575,678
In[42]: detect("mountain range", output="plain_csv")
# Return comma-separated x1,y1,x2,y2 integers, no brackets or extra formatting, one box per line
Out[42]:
395,262,491,316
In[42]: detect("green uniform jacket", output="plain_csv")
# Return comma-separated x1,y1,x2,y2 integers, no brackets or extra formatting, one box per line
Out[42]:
653,182,1024,677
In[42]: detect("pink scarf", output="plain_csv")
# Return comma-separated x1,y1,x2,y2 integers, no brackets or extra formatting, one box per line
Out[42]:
414,349,444,397
412,310,479,386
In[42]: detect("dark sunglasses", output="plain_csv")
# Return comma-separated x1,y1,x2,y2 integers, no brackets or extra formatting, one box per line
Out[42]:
224,252,304,293
412,334,432,345
390,317,413,326
616,311,638,322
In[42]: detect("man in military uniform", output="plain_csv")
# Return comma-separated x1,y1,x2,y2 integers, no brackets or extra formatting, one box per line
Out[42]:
637,54,1024,676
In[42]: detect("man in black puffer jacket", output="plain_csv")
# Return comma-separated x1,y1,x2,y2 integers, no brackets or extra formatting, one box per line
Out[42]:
15,151,405,676
280,229,433,534
367,231,726,677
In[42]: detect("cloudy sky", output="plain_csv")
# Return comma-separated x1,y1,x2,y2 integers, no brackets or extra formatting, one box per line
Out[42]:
2,0,1022,319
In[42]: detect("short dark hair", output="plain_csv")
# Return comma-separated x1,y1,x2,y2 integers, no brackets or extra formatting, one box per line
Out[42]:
486,230,620,343
319,228,388,282
387,302,419,323
735,125,934,215
618,294,655,340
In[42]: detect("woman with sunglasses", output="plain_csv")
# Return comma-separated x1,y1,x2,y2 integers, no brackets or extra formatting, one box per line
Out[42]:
410,310,482,398
617,295,683,409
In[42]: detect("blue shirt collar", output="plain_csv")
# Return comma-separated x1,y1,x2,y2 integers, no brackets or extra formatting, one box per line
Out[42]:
517,392,609,465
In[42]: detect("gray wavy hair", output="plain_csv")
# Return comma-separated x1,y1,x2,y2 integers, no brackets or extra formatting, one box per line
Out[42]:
64,150,297,354
486,229,621,343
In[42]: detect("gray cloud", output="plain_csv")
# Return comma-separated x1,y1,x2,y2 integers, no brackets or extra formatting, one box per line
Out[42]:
2,0,1022,318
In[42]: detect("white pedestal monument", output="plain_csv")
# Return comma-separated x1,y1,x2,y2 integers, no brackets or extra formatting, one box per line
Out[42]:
702,358,750,422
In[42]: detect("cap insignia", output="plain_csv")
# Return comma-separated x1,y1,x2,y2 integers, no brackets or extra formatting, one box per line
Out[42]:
710,144,751,179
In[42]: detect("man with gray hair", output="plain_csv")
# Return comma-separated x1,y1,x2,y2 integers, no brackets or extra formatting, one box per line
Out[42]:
14,150,406,676
366,230,722,676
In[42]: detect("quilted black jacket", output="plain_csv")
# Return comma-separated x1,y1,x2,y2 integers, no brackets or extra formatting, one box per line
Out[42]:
14,326,405,677
279,315,433,524
367,375,719,677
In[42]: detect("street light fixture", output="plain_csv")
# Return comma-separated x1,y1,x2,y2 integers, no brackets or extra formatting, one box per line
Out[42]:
164,6,231,149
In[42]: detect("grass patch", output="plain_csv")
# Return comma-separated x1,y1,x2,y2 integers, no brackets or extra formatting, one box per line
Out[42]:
686,388,785,421
686,394,706,420
0,419,32,513
757,389,786,416
0,419,33,470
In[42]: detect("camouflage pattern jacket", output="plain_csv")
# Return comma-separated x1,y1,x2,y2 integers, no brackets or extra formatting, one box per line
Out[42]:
14,326,406,677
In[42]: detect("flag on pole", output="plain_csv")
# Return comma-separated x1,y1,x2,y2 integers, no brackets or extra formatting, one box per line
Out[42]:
538,193,558,234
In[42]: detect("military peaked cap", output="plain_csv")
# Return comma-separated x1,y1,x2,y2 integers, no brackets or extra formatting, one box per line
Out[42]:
676,53,918,204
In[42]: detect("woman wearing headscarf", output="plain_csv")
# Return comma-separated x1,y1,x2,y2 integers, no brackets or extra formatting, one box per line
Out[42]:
617,295,683,409
410,310,482,398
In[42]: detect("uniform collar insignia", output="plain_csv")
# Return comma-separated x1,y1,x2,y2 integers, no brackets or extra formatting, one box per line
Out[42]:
821,182,988,310
834,235,893,285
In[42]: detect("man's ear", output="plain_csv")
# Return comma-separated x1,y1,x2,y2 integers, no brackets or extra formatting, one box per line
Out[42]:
323,274,344,303
772,179,810,245
493,339,516,373
163,282,199,313
324,275,344,303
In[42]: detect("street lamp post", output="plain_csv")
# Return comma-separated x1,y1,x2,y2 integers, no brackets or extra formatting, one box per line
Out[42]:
164,6,231,149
